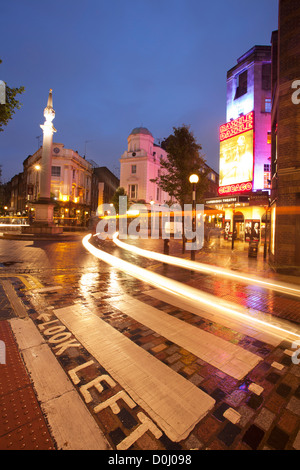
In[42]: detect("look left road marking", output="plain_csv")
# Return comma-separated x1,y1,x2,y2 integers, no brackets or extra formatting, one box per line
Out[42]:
54,303,215,442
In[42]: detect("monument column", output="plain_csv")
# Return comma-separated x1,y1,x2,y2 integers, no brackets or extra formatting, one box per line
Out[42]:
39,89,56,201
22,89,62,235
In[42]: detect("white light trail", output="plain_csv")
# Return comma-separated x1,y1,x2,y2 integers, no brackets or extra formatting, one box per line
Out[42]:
83,234,300,342
112,232,300,298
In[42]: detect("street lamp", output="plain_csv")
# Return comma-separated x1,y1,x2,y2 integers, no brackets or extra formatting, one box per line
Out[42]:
34,164,41,201
189,174,199,261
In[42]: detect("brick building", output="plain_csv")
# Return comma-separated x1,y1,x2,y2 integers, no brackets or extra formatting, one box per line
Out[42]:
270,0,300,270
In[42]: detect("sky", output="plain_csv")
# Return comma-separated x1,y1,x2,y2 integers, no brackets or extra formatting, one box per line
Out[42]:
0,0,279,183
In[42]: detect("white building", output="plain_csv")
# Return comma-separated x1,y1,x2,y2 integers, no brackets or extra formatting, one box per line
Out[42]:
25,143,92,205
119,127,169,205
24,143,92,224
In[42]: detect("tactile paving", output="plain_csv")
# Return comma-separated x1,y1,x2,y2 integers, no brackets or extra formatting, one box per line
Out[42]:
0,417,55,450
0,321,31,396
0,321,56,450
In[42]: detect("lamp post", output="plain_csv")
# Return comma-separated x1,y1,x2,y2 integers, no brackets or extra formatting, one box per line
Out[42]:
34,164,41,201
189,174,199,261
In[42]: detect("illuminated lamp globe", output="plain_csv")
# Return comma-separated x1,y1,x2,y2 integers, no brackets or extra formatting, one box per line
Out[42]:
189,174,199,184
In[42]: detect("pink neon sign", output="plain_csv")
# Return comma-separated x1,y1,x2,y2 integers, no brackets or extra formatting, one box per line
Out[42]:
219,111,254,142
218,182,253,195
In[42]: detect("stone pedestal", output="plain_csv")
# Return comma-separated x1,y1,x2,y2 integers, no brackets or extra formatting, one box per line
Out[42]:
22,198,63,235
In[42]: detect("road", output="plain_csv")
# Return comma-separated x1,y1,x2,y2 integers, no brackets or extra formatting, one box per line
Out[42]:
0,234,300,450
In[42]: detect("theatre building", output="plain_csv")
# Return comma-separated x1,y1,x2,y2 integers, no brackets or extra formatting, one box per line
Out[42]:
205,46,272,245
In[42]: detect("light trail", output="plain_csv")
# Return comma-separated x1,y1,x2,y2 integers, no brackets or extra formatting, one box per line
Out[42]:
83,234,300,342
112,232,300,298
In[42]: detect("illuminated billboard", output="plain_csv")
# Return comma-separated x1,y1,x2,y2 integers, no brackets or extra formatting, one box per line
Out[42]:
219,111,254,195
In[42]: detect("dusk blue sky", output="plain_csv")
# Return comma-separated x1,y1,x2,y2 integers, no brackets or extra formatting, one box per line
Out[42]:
1,0,278,183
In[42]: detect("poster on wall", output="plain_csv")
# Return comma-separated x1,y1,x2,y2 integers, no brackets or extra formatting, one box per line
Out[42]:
219,129,254,187
251,220,260,241
218,111,254,195
245,220,252,242
224,220,231,240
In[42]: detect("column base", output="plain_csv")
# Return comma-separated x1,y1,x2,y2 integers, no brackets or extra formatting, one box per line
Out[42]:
23,200,63,235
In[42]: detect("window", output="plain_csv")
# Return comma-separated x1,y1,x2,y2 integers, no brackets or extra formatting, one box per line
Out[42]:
51,166,61,177
264,98,272,113
129,184,137,199
235,70,248,99
264,164,271,189
131,165,136,174
262,63,271,91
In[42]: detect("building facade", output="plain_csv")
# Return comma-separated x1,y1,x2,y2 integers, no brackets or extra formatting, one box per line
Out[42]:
91,165,120,215
24,143,93,225
120,127,170,206
206,45,272,243
270,0,300,270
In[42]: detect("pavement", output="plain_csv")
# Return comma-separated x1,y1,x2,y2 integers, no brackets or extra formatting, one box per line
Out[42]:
0,232,300,451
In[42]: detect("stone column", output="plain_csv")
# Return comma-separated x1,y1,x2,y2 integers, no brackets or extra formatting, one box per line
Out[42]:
22,90,62,234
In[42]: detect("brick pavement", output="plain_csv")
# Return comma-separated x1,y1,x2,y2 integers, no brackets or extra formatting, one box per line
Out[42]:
0,236,299,451
0,320,56,450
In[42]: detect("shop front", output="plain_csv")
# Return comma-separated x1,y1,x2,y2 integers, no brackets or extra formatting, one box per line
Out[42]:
205,193,270,249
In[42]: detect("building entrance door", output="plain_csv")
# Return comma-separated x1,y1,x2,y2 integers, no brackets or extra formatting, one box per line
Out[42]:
233,212,245,240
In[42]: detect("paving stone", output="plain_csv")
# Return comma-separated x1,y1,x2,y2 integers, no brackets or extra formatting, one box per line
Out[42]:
293,430,300,450
237,405,255,427
265,372,281,384
217,422,241,447
246,394,264,410
213,402,230,422
276,383,292,398
211,388,226,403
242,424,265,450
286,396,300,416
267,426,290,450
278,409,299,434
254,407,275,431
225,390,247,407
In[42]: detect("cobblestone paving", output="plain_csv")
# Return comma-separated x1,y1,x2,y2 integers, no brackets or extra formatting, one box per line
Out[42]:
0,236,300,450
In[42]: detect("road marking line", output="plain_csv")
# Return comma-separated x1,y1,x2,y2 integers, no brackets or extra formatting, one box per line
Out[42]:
54,303,215,442
109,294,261,380
1,280,28,318
0,273,44,290
32,286,62,293
143,289,298,346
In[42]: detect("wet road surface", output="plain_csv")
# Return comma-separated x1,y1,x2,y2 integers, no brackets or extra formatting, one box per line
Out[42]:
0,235,300,450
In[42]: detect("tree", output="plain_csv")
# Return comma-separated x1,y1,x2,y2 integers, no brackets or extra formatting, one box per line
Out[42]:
152,125,208,205
0,60,25,132
111,187,128,214
151,124,208,252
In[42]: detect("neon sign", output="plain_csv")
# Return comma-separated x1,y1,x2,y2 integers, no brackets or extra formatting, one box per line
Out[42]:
219,111,254,142
218,182,252,195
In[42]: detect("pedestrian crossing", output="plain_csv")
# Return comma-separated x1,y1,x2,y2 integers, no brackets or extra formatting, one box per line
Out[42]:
50,284,287,444
107,294,261,380
54,302,215,442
